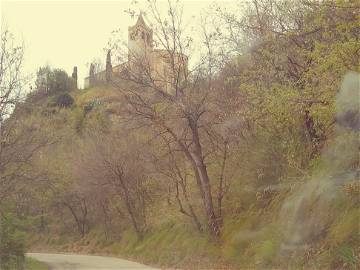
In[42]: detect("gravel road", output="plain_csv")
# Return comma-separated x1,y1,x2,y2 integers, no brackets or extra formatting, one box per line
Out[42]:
27,253,158,270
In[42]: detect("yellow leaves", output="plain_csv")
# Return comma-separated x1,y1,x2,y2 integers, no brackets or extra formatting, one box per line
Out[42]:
342,181,360,202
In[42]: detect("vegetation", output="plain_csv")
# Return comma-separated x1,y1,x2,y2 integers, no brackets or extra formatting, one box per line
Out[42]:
24,258,49,270
1,0,359,269
52,93,74,108
0,215,26,270
35,66,76,95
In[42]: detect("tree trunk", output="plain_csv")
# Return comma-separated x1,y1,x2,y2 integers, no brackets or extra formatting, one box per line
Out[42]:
175,181,203,232
188,118,221,237
117,174,143,240
163,121,221,237
39,209,46,233
217,141,228,220
64,202,86,237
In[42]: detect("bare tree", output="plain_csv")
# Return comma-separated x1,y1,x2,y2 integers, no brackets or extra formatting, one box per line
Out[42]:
110,0,241,238
0,29,24,121
0,29,50,205
150,136,203,232
74,131,150,240
62,193,90,238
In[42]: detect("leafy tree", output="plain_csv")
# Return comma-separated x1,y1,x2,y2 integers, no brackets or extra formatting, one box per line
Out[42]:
35,66,75,95
214,0,359,178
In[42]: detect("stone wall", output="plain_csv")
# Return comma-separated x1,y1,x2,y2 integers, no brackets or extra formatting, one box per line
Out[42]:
84,13,187,91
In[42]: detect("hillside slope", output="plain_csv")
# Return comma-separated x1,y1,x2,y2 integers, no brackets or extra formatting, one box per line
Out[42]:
26,84,359,270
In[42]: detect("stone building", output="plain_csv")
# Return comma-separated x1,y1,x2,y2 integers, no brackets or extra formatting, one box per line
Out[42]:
84,13,188,92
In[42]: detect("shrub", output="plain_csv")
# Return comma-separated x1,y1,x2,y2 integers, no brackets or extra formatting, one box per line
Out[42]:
83,102,94,115
329,209,359,246
0,214,26,270
335,245,358,269
54,93,74,108
254,240,278,265
83,99,103,115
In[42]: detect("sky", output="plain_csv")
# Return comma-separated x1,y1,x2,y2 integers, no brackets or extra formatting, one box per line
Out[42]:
1,0,238,89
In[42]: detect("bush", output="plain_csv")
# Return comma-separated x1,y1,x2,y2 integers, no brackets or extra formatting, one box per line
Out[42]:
83,102,94,115
83,99,103,115
329,208,359,246
25,257,49,270
253,239,278,265
334,245,358,269
0,214,26,270
54,93,74,108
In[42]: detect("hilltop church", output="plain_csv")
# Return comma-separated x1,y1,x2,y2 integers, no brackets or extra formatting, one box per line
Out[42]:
84,13,188,91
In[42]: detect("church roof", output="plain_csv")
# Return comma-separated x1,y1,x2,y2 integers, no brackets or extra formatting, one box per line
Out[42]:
132,12,151,31
136,12,145,26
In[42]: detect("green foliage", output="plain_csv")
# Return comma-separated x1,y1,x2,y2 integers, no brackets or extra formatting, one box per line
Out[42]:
25,257,49,270
329,208,359,246
35,65,75,96
6,1,359,269
53,93,74,108
83,100,104,115
253,239,278,265
0,214,26,270
72,107,86,132
335,245,358,269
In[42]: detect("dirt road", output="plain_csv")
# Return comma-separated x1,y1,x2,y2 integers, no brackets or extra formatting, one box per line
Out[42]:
27,253,158,270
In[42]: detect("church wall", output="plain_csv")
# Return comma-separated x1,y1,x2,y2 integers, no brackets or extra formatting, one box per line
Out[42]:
84,14,188,92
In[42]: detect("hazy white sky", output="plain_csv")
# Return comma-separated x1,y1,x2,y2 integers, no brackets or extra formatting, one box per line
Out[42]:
1,0,237,88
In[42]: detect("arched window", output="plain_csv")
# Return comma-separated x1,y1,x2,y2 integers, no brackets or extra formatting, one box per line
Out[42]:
130,32,135,40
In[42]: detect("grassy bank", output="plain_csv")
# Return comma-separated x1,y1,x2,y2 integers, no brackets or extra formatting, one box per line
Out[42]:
25,258,49,270
23,84,359,269
29,185,359,269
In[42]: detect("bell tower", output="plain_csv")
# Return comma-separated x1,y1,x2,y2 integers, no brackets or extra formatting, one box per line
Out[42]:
128,13,153,67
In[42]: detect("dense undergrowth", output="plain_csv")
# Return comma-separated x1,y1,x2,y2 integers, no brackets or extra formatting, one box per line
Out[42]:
2,1,359,269
29,177,358,269
15,72,360,269
26,87,358,269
